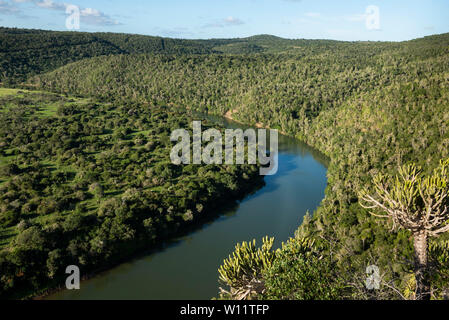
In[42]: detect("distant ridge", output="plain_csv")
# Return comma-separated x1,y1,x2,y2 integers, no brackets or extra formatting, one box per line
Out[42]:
1,26,448,84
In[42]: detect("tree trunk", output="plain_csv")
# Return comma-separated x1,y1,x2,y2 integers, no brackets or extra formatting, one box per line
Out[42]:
413,231,430,300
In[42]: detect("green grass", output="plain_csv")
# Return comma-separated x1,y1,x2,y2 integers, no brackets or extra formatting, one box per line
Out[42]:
0,89,196,250
0,87,89,118
0,154,15,166
36,103,59,117
0,90,101,249
0,226,17,249
0,88,20,97
130,130,151,137
0,87,46,97
34,96,93,118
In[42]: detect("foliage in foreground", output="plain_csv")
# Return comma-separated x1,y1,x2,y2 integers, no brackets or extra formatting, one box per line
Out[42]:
360,160,449,299
218,237,275,300
218,236,346,300
262,237,346,300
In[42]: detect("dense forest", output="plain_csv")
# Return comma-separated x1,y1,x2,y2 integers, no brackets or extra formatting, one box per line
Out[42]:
0,27,214,84
0,26,376,84
0,89,263,298
1,28,449,299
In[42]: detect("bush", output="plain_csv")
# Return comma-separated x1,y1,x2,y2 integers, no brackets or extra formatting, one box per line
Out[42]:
262,237,345,300
218,237,275,300
0,210,19,228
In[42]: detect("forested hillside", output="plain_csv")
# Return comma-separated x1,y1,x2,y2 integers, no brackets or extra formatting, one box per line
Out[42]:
30,32,449,298
0,89,263,298
1,26,449,299
0,27,384,84
0,27,213,84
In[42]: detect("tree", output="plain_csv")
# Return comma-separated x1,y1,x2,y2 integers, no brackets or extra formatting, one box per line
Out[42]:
218,237,275,300
262,237,344,300
89,182,104,199
359,160,449,300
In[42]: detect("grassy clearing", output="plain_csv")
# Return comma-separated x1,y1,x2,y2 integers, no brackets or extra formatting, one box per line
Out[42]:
0,88,20,97
36,103,59,117
0,226,16,248
0,87,46,97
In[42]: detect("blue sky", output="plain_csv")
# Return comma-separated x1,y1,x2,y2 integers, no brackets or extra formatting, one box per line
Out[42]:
1,0,448,41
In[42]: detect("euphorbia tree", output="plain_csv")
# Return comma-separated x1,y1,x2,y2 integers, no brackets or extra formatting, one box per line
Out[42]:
359,159,449,300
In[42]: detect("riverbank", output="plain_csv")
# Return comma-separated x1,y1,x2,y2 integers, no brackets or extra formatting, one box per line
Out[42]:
25,178,265,300
0,91,267,300
34,179,266,300
223,109,290,136
44,119,328,300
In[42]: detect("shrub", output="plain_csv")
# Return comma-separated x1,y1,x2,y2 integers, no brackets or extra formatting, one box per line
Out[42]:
218,237,275,300
262,237,345,300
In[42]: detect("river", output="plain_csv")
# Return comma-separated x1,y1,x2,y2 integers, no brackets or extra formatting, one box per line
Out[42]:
46,116,328,300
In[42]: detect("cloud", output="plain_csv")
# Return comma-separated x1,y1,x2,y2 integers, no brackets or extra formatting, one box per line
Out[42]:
0,0,22,15
224,16,244,26
152,26,194,38
9,0,121,26
203,16,245,28
35,0,65,10
80,7,121,26
0,0,36,18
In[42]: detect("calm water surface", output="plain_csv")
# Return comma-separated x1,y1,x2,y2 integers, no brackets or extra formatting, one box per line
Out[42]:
47,116,328,300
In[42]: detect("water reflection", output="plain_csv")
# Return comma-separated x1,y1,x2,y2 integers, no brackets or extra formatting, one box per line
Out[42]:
47,115,328,300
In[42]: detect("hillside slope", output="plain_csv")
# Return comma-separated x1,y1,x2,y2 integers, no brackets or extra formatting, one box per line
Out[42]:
31,33,449,297
0,27,213,84
0,89,263,298
1,27,419,84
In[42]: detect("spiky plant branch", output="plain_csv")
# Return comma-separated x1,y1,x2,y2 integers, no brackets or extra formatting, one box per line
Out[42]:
359,159,449,300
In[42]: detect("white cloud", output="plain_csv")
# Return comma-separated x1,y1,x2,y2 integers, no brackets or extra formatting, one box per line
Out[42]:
1,0,34,17
224,16,244,26
36,0,57,9
81,7,121,26
1,0,21,15
81,8,100,17
203,16,245,28
9,0,120,26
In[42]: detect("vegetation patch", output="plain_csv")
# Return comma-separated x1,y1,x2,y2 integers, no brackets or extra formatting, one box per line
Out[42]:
0,90,263,299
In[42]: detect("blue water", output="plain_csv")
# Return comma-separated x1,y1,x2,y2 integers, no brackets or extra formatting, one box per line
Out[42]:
47,119,328,300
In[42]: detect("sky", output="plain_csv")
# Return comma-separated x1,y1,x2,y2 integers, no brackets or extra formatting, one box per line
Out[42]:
0,0,448,41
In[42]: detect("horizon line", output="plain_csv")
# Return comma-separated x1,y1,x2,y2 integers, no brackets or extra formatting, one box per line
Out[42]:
1,25,448,44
